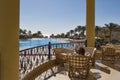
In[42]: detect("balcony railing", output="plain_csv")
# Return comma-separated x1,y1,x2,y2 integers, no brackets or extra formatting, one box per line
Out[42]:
19,41,85,79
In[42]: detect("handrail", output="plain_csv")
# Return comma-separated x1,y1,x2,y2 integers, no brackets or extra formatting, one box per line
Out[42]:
22,59,58,80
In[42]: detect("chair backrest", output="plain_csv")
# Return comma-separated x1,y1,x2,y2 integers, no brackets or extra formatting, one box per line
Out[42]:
53,48,74,63
84,47,96,57
68,55,90,69
53,48,73,54
68,55,90,79
104,47,115,55
53,48,73,57
101,46,109,54
101,46,106,52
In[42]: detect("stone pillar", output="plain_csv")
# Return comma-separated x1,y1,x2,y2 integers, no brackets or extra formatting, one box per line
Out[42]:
86,0,95,47
0,0,19,80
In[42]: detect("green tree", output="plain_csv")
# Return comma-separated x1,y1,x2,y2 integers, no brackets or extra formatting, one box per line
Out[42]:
20,28,23,34
50,34,55,38
23,29,27,34
37,31,42,37
61,33,65,38
95,26,101,37
66,32,70,38
74,27,78,34
80,26,86,37
77,26,82,36
28,30,32,38
69,30,74,37
105,23,118,43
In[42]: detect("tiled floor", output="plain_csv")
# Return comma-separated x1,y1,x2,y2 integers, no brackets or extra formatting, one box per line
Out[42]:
48,60,120,80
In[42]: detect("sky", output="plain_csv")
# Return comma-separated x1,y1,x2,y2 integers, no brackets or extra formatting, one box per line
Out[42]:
20,0,120,36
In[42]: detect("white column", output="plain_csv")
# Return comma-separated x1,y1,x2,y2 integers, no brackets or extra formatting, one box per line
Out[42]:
0,0,19,80
86,0,95,47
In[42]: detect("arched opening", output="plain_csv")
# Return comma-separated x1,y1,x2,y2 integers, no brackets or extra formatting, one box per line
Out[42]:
0,0,95,79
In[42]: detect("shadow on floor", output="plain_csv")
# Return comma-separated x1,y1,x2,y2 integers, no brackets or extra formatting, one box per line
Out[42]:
96,59,120,72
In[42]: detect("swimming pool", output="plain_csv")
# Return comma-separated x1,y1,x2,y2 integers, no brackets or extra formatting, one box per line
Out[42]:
19,38,69,50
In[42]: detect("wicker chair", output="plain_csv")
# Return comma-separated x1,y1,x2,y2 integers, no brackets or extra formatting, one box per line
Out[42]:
68,55,90,79
101,46,116,61
113,45,120,59
53,48,74,64
84,47,96,66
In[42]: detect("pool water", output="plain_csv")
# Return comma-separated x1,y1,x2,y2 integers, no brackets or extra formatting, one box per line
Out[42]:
20,38,68,50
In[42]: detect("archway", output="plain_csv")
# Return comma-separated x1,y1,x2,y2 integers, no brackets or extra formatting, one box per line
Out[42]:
0,0,95,79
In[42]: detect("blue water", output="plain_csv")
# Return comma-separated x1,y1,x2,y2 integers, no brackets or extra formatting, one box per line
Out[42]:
20,38,68,50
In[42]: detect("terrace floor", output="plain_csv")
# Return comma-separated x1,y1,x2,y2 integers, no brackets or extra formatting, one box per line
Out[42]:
47,53,120,80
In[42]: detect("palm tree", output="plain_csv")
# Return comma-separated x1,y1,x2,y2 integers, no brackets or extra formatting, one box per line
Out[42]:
69,30,74,37
74,33,79,39
56,34,61,38
104,23,118,43
61,33,65,38
80,26,86,37
66,32,70,38
23,29,27,34
74,27,78,34
101,27,108,40
20,28,23,34
50,34,55,38
37,31,42,37
22,29,27,39
95,26,101,37
28,30,32,38
77,26,82,36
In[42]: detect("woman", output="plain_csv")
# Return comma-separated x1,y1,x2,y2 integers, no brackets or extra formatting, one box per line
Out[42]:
77,46,85,55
